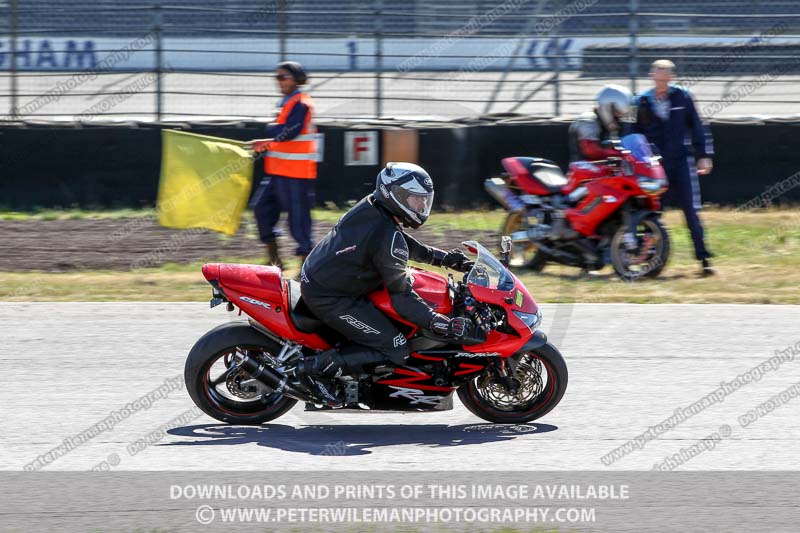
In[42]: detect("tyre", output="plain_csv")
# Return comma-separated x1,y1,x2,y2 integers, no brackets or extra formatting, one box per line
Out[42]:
610,216,670,280
184,322,297,425
502,211,548,272
457,342,568,424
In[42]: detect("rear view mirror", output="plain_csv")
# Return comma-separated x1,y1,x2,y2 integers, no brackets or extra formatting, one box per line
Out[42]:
501,236,512,254
500,236,512,267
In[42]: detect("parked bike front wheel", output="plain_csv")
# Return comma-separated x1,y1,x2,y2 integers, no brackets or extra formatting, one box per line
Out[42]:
610,215,670,280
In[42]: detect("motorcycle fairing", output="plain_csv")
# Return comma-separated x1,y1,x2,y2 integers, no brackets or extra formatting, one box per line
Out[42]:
202,263,331,351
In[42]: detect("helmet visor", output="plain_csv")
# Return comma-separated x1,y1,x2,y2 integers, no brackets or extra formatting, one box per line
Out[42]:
407,192,433,217
390,184,434,223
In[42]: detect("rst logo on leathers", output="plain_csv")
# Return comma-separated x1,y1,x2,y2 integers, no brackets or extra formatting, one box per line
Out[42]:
393,333,407,347
338,315,380,335
390,232,409,261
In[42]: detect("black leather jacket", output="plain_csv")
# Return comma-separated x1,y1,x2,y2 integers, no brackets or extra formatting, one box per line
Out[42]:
301,194,443,328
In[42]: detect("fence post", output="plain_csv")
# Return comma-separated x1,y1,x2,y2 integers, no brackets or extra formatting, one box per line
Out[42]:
374,0,383,118
553,32,561,116
278,0,287,61
9,0,18,118
154,1,163,121
629,0,639,95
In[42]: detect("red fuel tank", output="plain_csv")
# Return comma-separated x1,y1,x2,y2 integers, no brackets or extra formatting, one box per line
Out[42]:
369,268,453,324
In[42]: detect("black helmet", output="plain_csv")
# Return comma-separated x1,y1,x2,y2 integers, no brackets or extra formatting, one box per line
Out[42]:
374,162,434,229
276,61,307,84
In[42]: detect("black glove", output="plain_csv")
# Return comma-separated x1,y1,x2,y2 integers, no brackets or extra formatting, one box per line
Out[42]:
432,249,473,272
429,314,470,339
443,249,474,272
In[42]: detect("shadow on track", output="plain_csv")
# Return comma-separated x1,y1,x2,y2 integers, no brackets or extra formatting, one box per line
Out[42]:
166,423,558,456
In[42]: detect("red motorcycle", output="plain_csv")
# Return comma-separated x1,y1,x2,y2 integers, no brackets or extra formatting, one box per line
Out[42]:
485,134,670,279
184,239,567,424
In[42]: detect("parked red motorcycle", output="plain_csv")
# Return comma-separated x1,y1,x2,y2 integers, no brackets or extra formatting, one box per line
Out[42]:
485,134,670,279
184,239,567,425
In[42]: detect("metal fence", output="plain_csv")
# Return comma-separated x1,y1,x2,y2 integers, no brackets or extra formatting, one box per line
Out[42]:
2,0,800,122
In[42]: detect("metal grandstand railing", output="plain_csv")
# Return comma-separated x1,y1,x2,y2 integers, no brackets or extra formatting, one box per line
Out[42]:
1,0,800,122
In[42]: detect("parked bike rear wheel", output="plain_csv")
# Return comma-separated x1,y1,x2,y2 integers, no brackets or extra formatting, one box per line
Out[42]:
502,211,548,272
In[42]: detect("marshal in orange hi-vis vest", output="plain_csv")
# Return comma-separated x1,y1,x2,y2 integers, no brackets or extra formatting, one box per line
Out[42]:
264,92,317,179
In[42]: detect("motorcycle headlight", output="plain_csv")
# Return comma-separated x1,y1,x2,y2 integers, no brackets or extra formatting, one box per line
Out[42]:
637,175,665,195
512,309,542,332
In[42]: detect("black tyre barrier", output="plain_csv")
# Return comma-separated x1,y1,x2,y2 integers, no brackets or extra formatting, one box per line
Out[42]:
1,119,799,210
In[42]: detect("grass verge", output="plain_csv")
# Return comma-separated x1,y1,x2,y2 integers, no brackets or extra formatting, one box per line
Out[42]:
1,208,797,303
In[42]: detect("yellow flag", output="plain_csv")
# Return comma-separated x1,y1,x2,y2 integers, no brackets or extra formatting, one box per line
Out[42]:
157,129,253,236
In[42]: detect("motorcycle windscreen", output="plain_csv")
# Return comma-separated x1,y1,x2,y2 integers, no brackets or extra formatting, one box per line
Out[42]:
463,241,515,292
621,133,655,163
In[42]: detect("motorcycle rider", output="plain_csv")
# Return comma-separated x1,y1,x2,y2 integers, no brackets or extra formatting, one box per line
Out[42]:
552,85,634,244
297,162,474,407
568,84,633,162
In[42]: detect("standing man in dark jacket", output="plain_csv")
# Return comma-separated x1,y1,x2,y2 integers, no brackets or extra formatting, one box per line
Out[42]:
634,59,715,275
297,162,474,407
250,61,318,269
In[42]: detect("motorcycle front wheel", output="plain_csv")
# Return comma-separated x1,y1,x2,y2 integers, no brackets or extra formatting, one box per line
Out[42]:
609,216,670,280
502,211,548,272
457,342,568,424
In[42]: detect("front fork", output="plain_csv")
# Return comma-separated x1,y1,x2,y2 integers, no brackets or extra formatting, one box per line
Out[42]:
483,357,520,394
623,205,663,258
622,205,638,251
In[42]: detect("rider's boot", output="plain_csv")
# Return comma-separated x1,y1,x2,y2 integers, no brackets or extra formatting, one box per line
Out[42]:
295,346,392,407
295,349,346,407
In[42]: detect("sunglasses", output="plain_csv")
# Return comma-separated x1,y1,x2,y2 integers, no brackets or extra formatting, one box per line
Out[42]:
275,74,292,81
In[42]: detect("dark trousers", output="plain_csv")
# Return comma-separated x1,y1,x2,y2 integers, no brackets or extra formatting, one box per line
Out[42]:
253,175,315,256
662,156,711,261
300,280,410,367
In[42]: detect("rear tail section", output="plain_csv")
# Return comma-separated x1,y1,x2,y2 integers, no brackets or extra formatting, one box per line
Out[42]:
200,263,332,351
202,263,221,283
215,264,284,304
202,263,284,309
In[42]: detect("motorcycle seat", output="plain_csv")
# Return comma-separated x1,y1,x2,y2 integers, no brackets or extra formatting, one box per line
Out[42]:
287,279,324,333
529,160,568,194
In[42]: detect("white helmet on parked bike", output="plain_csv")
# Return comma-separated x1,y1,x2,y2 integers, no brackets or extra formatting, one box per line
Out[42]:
375,162,434,229
596,84,633,130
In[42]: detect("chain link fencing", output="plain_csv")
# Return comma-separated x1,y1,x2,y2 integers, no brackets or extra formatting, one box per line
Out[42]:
1,0,799,122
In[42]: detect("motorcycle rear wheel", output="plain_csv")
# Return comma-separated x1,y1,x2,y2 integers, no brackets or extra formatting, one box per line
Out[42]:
184,322,297,425
458,342,568,424
502,211,548,272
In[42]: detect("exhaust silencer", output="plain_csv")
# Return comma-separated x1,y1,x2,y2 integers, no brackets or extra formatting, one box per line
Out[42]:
484,177,525,212
233,351,316,403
